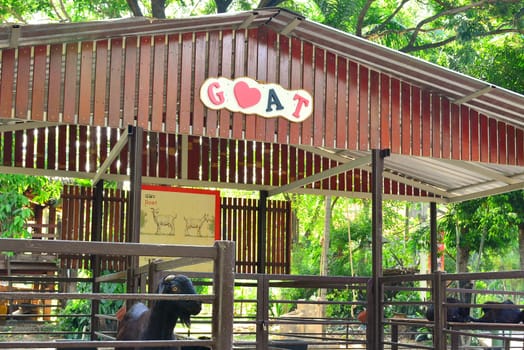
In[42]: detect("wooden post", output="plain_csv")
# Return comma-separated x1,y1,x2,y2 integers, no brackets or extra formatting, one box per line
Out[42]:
430,202,438,272
367,148,389,350
90,180,104,340
257,190,268,273
256,274,269,350
212,240,235,350
126,125,143,303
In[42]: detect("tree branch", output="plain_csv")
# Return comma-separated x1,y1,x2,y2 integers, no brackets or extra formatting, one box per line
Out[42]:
126,0,143,17
406,0,520,49
401,28,524,53
366,0,409,37
355,0,374,37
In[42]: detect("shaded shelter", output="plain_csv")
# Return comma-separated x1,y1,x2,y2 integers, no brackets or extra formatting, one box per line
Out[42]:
1,8,524,350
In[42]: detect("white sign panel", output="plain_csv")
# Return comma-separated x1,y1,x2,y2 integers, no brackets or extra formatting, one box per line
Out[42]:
200,77,313,122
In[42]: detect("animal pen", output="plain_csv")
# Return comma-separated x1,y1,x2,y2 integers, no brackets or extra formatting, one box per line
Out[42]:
1,7,524,350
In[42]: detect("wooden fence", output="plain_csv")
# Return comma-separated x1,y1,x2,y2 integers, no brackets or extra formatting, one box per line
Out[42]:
59,186,291,273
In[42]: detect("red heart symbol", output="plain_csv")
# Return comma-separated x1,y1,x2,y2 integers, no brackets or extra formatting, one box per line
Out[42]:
234,81,261,108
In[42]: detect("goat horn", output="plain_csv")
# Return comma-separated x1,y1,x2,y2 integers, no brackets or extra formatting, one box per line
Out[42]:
164,274,176,281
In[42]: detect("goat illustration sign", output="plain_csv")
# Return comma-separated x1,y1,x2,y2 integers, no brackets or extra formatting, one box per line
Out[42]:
140,185,220,271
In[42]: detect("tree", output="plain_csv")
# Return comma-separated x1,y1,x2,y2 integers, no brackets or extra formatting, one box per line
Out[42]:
0,174,62,239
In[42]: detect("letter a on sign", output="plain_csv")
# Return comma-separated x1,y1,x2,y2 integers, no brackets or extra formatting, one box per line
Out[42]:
200,77,313,122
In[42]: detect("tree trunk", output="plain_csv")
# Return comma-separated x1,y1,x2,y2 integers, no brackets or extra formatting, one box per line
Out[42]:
320,196,331,335
519,223,524,271
126,0,143,16
151,0,166,19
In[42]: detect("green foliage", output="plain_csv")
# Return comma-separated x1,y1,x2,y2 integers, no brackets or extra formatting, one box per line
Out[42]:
57,270,125,340
0,174,62,239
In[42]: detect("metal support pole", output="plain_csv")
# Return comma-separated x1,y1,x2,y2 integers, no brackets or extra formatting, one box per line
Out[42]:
257,190,268,273
430,202,438,272
367,149,389,350
213,241,236,350
90,180,104,340
125,125,143,302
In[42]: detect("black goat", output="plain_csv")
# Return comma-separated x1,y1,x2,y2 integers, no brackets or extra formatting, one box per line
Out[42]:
472,300,524,323
426,297,473,322
116,274,208,350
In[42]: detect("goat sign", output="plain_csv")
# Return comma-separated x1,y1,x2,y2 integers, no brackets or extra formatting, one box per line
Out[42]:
200,77,313,122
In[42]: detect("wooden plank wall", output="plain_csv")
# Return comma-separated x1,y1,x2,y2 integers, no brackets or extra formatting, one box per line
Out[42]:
0,29,522,167
0,126,443,199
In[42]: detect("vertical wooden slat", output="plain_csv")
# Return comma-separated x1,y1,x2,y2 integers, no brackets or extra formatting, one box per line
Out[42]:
15,46,31,118
237,140,245,184
179,33,193,133
210,137,220,181
301,42,314,145
192,32,207,135
31,45,47,121
324,52,336,147
94,40,108,126
289,37,302,144
401,82,411,154
137,36,152,129
380,74,390,149
123,37,138,127
359,65,370,150
263,143,271,185
479,114,489,162
489,118,497,162
158,133,167,177
78,126,87,172
36,127,46,168
219,30,233,138
187,136,201,180
47,126,56,170
78,42,93,124
68,126,78,171
431,94,441,158
336,57,348,149
390,78,400,153
280,145,288,186
264,29,277,143
88,126,97,172
498,121,506,164
201,137,210,180
411,86,421,156
277,34,290,144
245,140,254,184
451,104,460,160
313,47,326,147
0,48,15,117
254,142,263,185
245,29,258,140
148,132,158,177
229,139,238,183
421,90,431,157
109,38,123,128
507,125,515,165
470,110,479,161
58,125,67,170
150,36,165,131
25,129,34,168
47,44,63,122
63,43,78,123
460,106,470,160
206,30,220,137
369,70,380,149
255,29,268,140
441,99,451,158
219,138,228,182
516,129,524,166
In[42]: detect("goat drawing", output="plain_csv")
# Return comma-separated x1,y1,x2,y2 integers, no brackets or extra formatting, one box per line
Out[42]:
150,208,177,235
184,214,213,237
